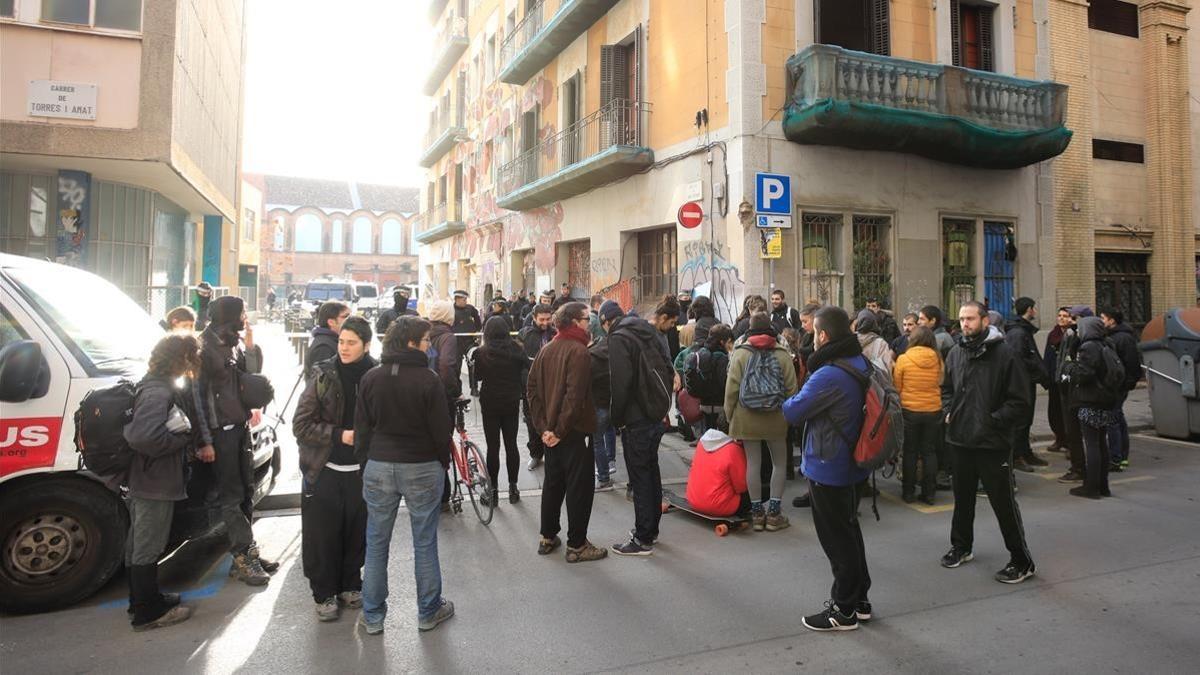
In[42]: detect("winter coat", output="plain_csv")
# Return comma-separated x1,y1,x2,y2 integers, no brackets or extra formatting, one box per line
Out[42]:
782,342,871,487
518,324,556,360
526,333,596,438
893,346,943,413
198,329,263,429
858,333,895,372
933,326,956,359
686,347,730,407
941,327,1032,452
305,326,338,374
1107,323,1142,391
1004,317,1048,387
685,431,748,518
428,321,461,406
770,304,801,335
452,304,482,336
124,376,193,501
723,334,799,441
294,354,378,483
354,349,452,466
609,316,676,427
1066,318,1119,410
1055,326,1082,410
375,304,416,336
589,336,613,409
473,339,526,408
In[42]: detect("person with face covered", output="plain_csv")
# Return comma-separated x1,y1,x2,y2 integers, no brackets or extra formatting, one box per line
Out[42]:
198,295,274,585
1054,306,1093,483
375,286,416,336
1062,316,1119,499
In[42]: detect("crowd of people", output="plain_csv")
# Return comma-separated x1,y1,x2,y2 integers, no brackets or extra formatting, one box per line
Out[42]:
119,283,1143,636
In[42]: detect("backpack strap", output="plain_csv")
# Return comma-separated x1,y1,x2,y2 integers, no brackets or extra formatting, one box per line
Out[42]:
823,359,871,451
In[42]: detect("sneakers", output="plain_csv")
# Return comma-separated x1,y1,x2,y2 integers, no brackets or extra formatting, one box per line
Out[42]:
765,510,790,532
316,597,340,622
479,488,498,507
1024,454,1050,467
995,562,1036,584
527,456,543,470
935,471,953,490
625,485,634,502
902,492,917,504
1012,458,1035,473
231,553,270,586
418,599,455,632
1069,485,1102,499
509,482,521,503
751,509,766,532
941,548,974,568
1057,471,1085,484
802,600,859,632
566,540,610,563
537,536,562,555
358,615,384,636
1109,461,1124,473
854,601,873,622
918,494,936,506
132,604,192,632
594,479,615,493
792,492,812,508
1119,459,1129,470
338,590,363,609
611,537,654,557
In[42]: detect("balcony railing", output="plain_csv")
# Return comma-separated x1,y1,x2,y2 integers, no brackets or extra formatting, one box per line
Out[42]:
496,98,652,210
419,104,466,168
423,14,468,96
783,44,1071,169
498,0,621,85
413,202,466,245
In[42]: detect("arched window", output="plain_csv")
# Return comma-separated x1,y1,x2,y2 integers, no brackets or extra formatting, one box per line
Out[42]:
294,214,322,253
331,219,344,253
380,218,404,254
352,217,372,254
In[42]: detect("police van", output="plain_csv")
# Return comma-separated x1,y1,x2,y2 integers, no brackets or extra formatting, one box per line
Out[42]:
0,253,280,613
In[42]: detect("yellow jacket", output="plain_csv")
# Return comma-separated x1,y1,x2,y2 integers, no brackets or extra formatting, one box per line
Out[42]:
893,346,943,413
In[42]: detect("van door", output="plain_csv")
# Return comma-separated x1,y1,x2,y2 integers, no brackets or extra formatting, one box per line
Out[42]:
0,288,73,479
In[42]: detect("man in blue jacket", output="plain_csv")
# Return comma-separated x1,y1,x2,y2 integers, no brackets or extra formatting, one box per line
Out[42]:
783,306,872,632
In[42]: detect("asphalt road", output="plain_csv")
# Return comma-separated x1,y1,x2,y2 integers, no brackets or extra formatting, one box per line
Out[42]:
1,434,1197,674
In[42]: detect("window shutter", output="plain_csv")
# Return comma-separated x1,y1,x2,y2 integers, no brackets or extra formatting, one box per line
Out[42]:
632,24,643,101
600,45,616,106
978,5,994,72
871,0,890,56
950,0,961,66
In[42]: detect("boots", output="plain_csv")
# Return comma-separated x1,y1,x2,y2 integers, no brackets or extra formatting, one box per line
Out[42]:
509,482,520,504
231,552,271,586
229,544,279,576
130,564,191,631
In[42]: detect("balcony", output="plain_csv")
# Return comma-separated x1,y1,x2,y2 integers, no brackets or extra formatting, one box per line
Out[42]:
496,99,652,211
783,44,1072,169
413,202,466,245
423,14,468,96
498,0,621,86
418,106,466,168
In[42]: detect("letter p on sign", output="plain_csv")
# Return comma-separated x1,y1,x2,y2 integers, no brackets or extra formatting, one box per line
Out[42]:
755,173,792,216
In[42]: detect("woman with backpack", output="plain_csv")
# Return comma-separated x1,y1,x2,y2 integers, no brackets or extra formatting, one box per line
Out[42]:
685,323,734,433
1065,316,1119,499
472,315,527,504
892,325,943,504
122,333,205,631
724,313,799,531
293,316,377,622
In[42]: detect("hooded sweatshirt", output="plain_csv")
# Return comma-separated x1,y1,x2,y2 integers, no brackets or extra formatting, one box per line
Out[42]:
855,310,895,372
893,345,943,412
685,430,748,517
199,295,262,428
1068,316,1118,410
723,332,799,440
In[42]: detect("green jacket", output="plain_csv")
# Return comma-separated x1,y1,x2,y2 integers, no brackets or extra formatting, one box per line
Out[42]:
723,339,798,440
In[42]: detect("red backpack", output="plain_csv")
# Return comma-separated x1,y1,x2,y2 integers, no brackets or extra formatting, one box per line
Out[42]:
830,359,904,471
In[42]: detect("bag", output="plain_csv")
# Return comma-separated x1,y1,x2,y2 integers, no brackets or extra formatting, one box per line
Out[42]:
676,390,702,425
830,359,904,471
73,380,137,479
237,371,275,410
683,348,715,400
1099,341,1126,393
636,346,673,421
736,346,787,411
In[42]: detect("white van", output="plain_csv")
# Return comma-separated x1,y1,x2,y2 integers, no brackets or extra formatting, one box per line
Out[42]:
353,282,380,318
0,253,280,613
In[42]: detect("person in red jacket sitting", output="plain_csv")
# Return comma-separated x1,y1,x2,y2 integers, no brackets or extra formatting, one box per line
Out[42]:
685,430,749,518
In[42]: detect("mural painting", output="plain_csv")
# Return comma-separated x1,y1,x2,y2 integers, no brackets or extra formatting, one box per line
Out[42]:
678,240,745,324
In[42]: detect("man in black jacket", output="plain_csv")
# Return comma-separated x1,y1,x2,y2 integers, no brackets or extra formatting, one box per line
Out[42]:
1004,297,1050,472
306,302,349,377
590,301,624,490
1055,306,1092,482
375,286,416,336
940,301,1035,584
518,304,556,469
608,300,676,556
866,297,901,345
1100,308,1142,470
770,289,802,335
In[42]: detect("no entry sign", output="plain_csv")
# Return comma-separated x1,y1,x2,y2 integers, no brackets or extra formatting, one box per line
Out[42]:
678,201,703,229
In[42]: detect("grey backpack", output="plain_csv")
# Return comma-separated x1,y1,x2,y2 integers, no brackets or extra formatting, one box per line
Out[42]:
736,346,787,411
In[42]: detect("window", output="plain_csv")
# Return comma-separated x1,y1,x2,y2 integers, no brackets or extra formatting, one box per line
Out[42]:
561,74,582,165
636,228,677,302
486,35,496,80
851,215,891,310
942,218,976,320
983,221,1015,318
331,219,344,253
816,0,890,55
242,208,256,242
272,216,286,251
1088,0,1139,38
43,0,142,31
380,218,404,254
600,28,643,148
1096,253,1151,329
352,217,372,254
30,184,48,238
951,1,995,71
801,212,844,307
294,214,322,253
1,0,15,18
0,307,29,351
1093,139,1145,163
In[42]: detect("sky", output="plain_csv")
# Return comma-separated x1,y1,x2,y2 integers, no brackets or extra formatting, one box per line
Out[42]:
241,0,430,187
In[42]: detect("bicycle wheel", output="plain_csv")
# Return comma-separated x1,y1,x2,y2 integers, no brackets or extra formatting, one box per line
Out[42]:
462,441,494,526
448,447,464,514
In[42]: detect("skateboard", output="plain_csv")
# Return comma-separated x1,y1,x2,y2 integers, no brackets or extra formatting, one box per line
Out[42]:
662,489,751,537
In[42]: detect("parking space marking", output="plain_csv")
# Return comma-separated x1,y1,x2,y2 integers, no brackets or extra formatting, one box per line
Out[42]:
1109,475,1156,486
877,489,956,514
1132,433,1199,449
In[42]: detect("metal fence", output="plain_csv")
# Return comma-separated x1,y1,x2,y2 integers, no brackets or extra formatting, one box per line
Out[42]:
121,285,233,320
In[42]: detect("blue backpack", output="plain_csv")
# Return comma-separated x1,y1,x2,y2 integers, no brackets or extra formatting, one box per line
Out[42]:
736,345,787,411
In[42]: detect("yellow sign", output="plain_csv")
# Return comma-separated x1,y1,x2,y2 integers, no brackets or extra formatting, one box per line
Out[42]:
760,227,782,259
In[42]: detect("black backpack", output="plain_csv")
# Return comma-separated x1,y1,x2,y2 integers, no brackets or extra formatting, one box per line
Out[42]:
628,334,673,421
73,380,136,479
684,348,724,402
1099,340,1126,393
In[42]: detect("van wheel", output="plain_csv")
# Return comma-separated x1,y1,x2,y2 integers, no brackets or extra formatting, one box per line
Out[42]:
0,479,126,614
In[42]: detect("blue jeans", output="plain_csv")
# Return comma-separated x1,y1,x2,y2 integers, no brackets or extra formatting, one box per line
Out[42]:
1107,390,1130,463
593,408,617,482
622,420,665,544
361,459,444,625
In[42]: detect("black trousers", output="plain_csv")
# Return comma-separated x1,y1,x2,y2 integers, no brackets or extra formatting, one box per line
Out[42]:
540,432,595,549
1012,383,1036,461
212,426,254,553
949,445,1033,568
810,481,871,611
1061,391,1085,474
301,469,367,602
623,420,665,544
902,410,941,497
1080,421,1111,494
481,399,520,487
522,396,545,460
936,422,953,477
1047,382,1066,447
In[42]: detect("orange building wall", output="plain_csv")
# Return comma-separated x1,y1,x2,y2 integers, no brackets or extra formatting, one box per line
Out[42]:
762,0,796,124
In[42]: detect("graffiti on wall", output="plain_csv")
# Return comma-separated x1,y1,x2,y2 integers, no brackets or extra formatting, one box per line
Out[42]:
589,255,619,289
678,241,745,324
55,170,90,267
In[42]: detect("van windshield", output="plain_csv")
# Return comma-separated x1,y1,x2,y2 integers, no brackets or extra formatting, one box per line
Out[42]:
305,284,352,301
6,264,161,375
356,285,377,298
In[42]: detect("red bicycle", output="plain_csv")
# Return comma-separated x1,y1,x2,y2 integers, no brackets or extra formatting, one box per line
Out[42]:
449,398,493,525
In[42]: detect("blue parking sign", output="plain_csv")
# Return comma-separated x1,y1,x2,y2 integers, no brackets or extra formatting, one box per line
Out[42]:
755,173,792,215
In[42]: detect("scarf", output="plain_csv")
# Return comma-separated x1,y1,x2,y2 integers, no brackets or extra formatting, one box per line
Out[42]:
960,328,990,357
554,322,590,346
806,334,863,374
1047,324,1065,349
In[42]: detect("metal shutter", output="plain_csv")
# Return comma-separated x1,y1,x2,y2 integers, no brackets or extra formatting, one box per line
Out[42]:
950,0,961,66
871,0,890,56
979,5,994,72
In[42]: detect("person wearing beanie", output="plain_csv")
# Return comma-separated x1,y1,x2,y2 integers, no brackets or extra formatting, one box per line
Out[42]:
1063,316,1119,499
855,309,894,372
293,316,377,622
194,281,214,332
1054,306,1093,483
1004,297,1051,472
427,299,460,508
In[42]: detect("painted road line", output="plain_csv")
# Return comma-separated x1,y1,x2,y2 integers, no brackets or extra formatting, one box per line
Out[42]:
1132,433,1200,449
1109,475,1156,486
877,489,956,514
